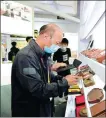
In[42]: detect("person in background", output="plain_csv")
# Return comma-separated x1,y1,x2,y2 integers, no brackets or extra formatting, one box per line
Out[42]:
26,36,33,43
53,38,71,97
11,23,79,117
11,9,14,18
8,42,19,61
53,38,71,76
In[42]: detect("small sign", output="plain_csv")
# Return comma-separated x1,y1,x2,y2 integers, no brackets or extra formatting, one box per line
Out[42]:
34,30,39,38
57,16,65,20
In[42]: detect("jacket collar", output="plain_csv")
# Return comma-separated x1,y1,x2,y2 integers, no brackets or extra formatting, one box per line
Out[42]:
29,39,45,58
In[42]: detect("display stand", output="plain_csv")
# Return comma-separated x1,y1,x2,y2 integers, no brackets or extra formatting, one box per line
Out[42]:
1,62,12,86
79,54,105,83
65,1,105,117
65,75,105,117
65,80,82,117
81,75,105,117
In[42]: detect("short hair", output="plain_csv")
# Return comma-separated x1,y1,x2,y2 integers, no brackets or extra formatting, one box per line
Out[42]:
11,42,16,46
39,24,55,38
61,38,69,45
26,36,33,42
39,25,48,34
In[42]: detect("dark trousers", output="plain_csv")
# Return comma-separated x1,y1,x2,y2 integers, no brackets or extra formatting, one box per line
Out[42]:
54,102,67,117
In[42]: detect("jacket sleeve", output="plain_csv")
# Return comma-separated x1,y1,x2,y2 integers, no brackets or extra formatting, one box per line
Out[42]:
17,54,68,100
50,73,69,97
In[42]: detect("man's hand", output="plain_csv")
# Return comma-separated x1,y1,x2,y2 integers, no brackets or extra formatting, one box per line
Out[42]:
51,63,67,71
64,75,79,86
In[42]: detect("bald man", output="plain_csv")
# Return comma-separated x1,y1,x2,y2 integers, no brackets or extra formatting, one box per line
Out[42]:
11,24,79,117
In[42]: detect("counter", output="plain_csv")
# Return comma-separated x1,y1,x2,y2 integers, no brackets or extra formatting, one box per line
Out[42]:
65,75,105,117
65,80,82,117
1,62,12,86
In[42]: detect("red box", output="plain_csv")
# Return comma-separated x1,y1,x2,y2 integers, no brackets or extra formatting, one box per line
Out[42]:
75,95,85,106
76,105,86,117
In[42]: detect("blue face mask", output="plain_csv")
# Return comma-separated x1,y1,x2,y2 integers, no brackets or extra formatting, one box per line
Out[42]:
44,44,60,54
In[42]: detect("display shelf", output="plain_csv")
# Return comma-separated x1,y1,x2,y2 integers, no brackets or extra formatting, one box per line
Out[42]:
79,53,105,83
65,75,105,117
65,95,76,117
65,80,83,117
81,75,105,117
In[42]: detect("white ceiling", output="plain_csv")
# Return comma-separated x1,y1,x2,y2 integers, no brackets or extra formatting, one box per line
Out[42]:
17,1,80,23
34,1,77,15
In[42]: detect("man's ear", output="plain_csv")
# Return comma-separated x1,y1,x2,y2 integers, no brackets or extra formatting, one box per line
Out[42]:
50,32,53,39
44,33,51,41
43,32,48,38
43,33,47,40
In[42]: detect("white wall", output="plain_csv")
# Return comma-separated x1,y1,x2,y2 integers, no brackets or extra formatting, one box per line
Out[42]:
1,1,33,36
79,1,105,39
78,8,105,54
64,33,78,51
34,18,80,33
92,15,105,49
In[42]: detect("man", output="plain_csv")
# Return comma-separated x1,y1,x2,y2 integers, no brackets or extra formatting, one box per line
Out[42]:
26,36,33,43
53,38,71,76
11,24,79,117
8,42,19,61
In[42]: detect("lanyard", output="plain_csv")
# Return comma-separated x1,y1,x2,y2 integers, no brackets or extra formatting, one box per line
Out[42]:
47,60,50,83
41,58,51,83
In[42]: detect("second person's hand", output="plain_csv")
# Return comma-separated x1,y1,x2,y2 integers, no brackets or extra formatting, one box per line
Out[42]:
51,62,67,71
64,75,79,86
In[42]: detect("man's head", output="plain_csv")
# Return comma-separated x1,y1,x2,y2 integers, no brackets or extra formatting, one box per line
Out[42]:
60,38,69,52
11,42,17,47
61,38,69,47
38,23,63,47
26,36,33,43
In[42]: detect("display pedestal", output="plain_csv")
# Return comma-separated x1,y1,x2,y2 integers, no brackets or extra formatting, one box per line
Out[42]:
1,63,12,86
65,75,105,117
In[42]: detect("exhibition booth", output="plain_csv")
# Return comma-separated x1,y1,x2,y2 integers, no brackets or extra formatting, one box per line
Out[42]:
1,1,105,117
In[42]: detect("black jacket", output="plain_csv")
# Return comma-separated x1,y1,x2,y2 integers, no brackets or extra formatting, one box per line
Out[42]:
11,39,68,117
